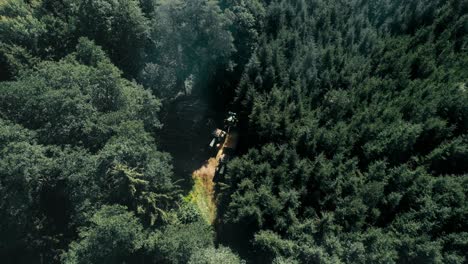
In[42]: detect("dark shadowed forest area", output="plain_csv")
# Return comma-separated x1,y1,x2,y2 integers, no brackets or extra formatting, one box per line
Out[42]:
0,0,467,263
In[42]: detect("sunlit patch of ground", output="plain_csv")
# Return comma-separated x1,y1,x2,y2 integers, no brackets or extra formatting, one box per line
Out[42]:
187,133,233,223
187,157,219,223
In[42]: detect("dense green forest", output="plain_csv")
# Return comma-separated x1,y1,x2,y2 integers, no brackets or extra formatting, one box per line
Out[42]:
0,0,467,263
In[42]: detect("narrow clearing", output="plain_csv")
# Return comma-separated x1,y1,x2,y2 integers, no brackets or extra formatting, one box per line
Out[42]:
159,96,221,191
188,131,238,223
159,95,234,223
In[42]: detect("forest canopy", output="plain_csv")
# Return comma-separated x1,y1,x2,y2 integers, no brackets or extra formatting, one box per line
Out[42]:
0,0,467,263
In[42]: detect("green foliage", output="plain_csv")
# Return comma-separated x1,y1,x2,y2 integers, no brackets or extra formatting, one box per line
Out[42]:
188,246,244,264
0,126,50,259
145,221,214,264
218,0,468,262
62,205,145,264
97,121,176,225
77,0,149,77
0,0,44,79
0,42,39,80
222,0,265,67
143,201,215,264
0,0,78,78
0,20,176,262
1,0,467,263
0,43,161,149
425,135,468,175
73,37,110,67
141,0,235,98
0,118,98,262
0,0,46,52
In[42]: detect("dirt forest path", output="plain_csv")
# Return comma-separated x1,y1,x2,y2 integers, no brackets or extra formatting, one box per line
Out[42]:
158,95,233,223
188,131,237,223
158,96,221,192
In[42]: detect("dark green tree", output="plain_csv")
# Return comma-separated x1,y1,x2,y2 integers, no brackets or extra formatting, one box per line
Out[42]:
62,205,145,264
